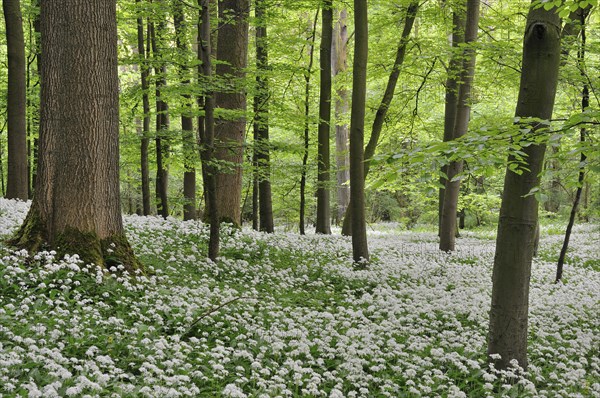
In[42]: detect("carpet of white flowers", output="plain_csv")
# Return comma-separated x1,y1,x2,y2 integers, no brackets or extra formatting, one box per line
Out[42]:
0,198,598,398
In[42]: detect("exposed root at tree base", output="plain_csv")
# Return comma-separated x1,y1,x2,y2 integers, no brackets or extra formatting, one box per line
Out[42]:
8,209,143,274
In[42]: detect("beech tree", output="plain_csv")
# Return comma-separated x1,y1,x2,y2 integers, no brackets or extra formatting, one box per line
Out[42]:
315,0,333,234
349,0,369,264
487,3,561,370
135,0,152,216
174,0,198,221
332,8,349,224
439,0,479,252
439,8,465,236
198,0,220,260
299,11,319,235
341,1,419,236
253,0,274,233
149,8,170,219
10,0,139,270
3,0,28,200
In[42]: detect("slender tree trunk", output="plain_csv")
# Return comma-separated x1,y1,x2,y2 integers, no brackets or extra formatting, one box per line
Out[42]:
299,11,319,235
149,18,170,219
252,151,259,230
439,9,465,235
487,4,561,371
212,0,250,226
316,0,333,234
557,11,589,283
332,8,349,224
581,181,589,222
349,0,369,265
3,0,28,200
136,0,152,216
174,0,198,221
199,0,220,260
439,0,480,252
29,0,41,198
254,0,274,233
10,0,139,271
341,2,419,236
0,120,5,195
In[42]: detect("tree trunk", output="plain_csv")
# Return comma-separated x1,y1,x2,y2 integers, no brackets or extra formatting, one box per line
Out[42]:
3,0,28,200
198,0,220,260
487,4,561,371
557,10,589,283
252,151,259,230
316,0,333,234
254,0,274,233
341,1,418,236
212,0,250,226
149,18,170,219
439,9,465,235
299,11,319,235
174,0,198,221
332,8,349,224
439,0,479,252
349,0,369,265
10,0,140,271
136,0,152,216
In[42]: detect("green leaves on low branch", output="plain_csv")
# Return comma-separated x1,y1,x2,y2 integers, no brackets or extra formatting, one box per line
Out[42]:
373,112,599,190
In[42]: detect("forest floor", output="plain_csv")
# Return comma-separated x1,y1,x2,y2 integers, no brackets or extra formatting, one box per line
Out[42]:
0,198,598,398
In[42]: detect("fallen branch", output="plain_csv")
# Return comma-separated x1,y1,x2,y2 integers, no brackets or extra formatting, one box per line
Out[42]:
182,296,251,337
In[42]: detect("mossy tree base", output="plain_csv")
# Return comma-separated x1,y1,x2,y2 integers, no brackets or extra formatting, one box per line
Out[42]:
9,208,142,273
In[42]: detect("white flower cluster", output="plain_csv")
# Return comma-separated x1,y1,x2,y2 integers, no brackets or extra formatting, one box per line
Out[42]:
0,199,598,397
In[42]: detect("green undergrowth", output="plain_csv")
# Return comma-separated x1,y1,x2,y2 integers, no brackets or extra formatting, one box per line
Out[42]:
0,207,598,397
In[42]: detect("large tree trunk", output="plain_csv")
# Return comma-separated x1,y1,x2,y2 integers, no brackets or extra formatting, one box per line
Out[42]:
299,11,319,235
10,0,139,271
439,0,479,252
198,0,220,260
315,0,333,234
341,2,418,236
349,0,369,265
174,0,198,221
332,8,349,224
212,0,250,226
487,4,561,371
439,9,465,235
3,0,28,200
136,0,152,216
254,0,274,233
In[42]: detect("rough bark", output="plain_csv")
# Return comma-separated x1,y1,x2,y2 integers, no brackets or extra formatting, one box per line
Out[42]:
10,0,140,271
487,4,561,371
212,0,250,226
315,0,333,234
254,0,274,233
198,0,220,260
439,0,479,252
349,0,369,264
174,0,198,221
341,2,418,236
3,0,28,200
439,9,465,235
136,0,152,216
332,8,350,224
299,11,319,235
